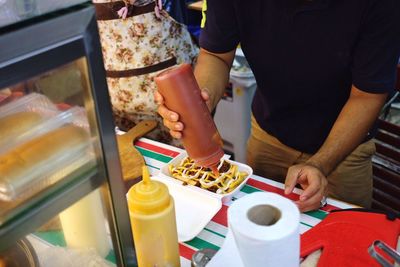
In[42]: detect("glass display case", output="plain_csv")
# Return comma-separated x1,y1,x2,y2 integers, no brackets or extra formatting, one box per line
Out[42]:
0,2,137,266
0,0,87,28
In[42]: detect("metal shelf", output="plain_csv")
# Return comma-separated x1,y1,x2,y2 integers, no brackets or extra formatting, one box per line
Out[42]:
0,164,102,251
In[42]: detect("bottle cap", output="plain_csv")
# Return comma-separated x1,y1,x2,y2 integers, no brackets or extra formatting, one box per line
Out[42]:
127,166,170,214
191,249,217,267
209,162,220,176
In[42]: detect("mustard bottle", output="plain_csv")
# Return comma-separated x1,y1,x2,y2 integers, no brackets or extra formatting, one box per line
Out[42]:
127,166,181,267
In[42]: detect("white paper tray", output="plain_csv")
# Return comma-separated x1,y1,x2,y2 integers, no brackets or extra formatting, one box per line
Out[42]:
152,175,222,243
154,151,253,242
159,152,252,203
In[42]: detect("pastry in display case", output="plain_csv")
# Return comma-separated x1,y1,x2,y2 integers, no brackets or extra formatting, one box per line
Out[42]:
0,93,96,202
0,3,137,266
0,94,92,195
0,58,116,267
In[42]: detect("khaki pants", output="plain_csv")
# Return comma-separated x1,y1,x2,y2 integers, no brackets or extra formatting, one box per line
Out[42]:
247,116,375,207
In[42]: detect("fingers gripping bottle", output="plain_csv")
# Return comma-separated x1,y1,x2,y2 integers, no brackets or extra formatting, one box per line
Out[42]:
127,166,180,267
155,64,224,173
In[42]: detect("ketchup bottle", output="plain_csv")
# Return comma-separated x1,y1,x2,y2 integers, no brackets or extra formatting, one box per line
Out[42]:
155,64,224,173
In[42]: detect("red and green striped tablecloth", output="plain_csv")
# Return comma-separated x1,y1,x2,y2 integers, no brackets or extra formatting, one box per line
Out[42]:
135,138,354,266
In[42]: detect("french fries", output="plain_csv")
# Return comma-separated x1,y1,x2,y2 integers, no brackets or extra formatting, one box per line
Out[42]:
168,157,248,194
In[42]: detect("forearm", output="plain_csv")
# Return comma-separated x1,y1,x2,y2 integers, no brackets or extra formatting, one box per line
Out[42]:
307,85,388,176
194,48,235,110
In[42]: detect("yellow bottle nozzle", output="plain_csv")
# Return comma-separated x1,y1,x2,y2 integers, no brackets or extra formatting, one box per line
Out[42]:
127,165,171,214
142,165,150,185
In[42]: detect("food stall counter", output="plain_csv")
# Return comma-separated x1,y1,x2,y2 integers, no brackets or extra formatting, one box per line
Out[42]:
135,138,357,266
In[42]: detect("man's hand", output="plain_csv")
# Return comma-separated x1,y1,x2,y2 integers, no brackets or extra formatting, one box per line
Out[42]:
283,86,387,212
154,90,211,139
284,163,328,212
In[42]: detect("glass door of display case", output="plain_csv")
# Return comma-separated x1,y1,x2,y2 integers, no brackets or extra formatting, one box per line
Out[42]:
0,3,136,266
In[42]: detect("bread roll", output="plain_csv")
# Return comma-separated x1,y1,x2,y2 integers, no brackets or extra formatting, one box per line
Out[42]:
0,124,90,199
0,111,43,148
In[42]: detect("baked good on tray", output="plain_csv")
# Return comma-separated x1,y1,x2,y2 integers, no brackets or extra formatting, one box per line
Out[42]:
0,112,43,148
0,124,90,200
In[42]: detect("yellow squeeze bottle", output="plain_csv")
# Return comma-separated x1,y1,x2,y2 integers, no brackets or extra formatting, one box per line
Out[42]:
127,166,180,267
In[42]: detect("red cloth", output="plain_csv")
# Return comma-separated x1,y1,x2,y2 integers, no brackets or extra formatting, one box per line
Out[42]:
301,210,400,267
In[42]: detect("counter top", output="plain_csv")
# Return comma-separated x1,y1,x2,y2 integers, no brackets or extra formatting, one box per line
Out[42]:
135,138,354,266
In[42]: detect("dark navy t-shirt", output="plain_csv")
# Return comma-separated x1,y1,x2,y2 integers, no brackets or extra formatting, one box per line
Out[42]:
200,0,400,153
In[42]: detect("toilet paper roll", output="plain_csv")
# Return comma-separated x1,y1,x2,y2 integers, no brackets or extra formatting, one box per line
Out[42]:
228,192,300,267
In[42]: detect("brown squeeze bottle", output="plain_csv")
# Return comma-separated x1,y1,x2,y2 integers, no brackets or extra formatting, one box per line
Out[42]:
155,63,224,174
